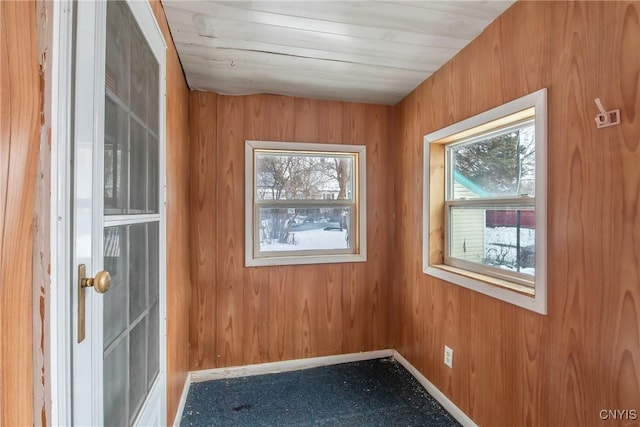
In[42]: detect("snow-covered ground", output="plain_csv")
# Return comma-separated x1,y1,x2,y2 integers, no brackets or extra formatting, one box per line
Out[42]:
261,227,349,252
485,226,535,275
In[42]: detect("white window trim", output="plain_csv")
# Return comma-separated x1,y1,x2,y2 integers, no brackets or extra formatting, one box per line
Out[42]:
245,140,367,267
423,88,547,315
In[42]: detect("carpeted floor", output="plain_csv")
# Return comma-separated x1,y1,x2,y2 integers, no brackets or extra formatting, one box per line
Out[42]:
180,357,461,427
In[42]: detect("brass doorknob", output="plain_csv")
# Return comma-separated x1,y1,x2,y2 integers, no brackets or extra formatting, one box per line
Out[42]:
81,270,111,293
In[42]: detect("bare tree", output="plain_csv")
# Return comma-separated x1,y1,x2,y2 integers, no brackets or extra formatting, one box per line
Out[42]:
256,153,352,244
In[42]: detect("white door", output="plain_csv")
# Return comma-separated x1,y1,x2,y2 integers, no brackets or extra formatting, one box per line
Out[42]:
71,1,166,425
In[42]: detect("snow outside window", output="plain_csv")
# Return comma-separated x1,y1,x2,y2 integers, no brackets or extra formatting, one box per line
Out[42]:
245,141,367,267
424,89,547,314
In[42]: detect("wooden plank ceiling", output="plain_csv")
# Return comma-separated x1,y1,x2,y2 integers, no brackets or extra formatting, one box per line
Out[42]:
162,1,514,105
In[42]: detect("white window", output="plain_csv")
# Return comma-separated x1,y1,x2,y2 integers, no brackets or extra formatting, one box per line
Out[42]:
424,89,547,314
245,141,367,267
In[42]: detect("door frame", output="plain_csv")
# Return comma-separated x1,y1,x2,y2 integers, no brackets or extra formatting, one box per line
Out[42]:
48,1,168,425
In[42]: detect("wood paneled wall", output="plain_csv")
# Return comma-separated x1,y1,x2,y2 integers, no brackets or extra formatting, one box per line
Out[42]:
0,1,40,425
150,2,192,425
4,1,637,426
392,1,640,426
189,92,393,370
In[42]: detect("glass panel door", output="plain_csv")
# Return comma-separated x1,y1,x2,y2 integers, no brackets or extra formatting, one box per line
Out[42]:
103,2,160,425
72,1,165,425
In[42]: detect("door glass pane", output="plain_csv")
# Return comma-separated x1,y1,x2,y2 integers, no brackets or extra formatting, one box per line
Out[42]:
103,222,159,425
104,337,127,427
104,98,129,214
147,302,159,390
104,0,159,216
104,226,127,349
105,1,130,104
130,23,148,125
148,64,159,133
148,134,159,213
103,2,161,425
129,224,147,322
148,224,159,303
129,317,147,423
129,119,148,213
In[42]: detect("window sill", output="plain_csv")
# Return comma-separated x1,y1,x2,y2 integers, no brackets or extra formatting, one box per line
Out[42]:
434,264,534,296
246,253,366,267
424,264,546,314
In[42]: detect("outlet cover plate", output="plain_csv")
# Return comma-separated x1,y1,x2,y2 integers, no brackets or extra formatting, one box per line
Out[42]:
444,345,453,368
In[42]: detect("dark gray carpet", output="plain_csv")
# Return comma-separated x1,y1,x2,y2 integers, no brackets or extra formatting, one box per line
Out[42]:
180,357,461,427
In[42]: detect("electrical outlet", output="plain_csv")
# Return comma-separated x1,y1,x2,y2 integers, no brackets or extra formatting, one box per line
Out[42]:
444,345,453,368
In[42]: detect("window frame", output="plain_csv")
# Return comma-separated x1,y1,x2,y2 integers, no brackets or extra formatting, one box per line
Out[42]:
444,116,536,287
245,140,367,267
423,89,547,314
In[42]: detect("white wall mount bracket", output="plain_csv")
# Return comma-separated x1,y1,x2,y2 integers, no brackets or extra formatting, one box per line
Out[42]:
594,98,620,128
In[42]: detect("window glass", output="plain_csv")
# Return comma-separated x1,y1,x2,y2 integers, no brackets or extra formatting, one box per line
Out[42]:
255,152,354,201
449,206,535,277
449,120,535,199
246,142,366,267
257,207,352,253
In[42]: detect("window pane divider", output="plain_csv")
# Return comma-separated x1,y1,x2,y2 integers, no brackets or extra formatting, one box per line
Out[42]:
104,214,160,227
256,248,356,258
445,197,535,207
254,200,355,208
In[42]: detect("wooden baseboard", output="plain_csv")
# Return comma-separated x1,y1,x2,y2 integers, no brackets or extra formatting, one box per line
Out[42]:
190,349,394,382
392,350,477,427
172,373,191,427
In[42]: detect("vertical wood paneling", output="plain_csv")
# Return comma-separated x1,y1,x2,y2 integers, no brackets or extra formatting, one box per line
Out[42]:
267,265,292,361
188,92,217,370
392,1,640,426
0,1,39,425
216,95,246,367
189,94,392,370
243,94,296,364
293,99,344,359
548,3,603,424
342,103,391,353
150,2,192,424
366,104,392,351
548,2,640,425
340,104,373,353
